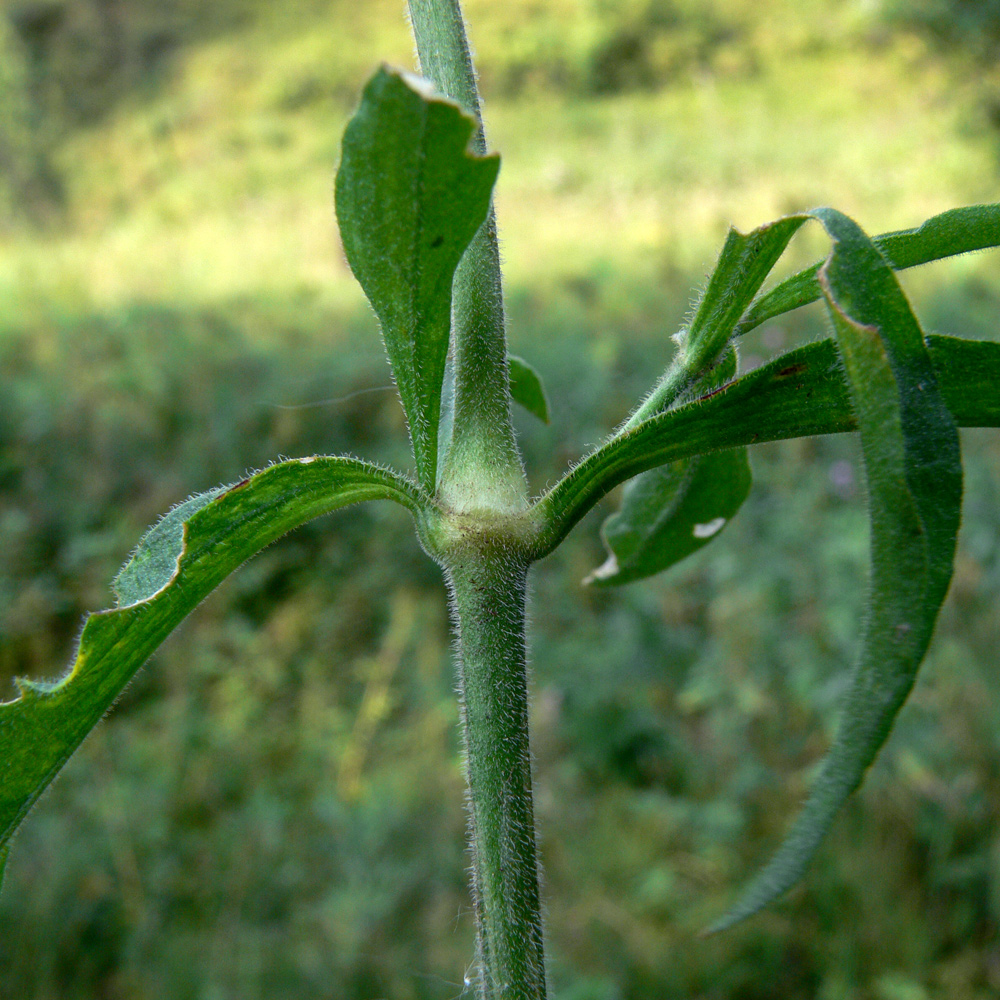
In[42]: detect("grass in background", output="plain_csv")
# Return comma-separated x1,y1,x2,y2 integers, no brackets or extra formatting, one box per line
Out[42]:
1,0,997,311
2,1,1000,997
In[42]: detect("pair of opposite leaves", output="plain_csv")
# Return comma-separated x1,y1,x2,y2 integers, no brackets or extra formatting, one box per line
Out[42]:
2,65,997,935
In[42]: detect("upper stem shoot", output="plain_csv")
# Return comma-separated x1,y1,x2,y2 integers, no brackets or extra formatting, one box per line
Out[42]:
407,0,527,514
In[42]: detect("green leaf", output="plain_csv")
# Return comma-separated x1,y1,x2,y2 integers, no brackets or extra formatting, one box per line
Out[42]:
737,203,1000,336
682,216,807,371
508,354,550,423
710,208,962,932
0,457,427,873
587,350,752,586
112,486,228,606
928,335,1000,424
533,332,998,560
335,66,500,490
586,448,751,586
628,216,807,425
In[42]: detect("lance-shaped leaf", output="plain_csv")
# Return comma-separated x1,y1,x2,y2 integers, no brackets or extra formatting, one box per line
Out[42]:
587,351,752,586
532,332,1000,560
710,207,963,932
630,217,808,425
0,457,427,889
508,354,550,424
335,67,500,490
682,216,807,372
737,203,1000,336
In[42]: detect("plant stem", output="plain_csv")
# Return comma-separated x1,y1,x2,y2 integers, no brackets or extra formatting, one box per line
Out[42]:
407,0,526,513
406,0,486,155
446,551,547,999
406,1,543,991
622,356,692,430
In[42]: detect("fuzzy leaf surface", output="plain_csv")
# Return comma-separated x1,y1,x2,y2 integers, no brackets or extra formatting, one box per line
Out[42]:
630,217,808,425
533,332,995,559
711,207,962,930
588,351,751,585
508,354,550,423
682,216,806,371
0,457,426,887
335,66,499,489
737,203,1000,335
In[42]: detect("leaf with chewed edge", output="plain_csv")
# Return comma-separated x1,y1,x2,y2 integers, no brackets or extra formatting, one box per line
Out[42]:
335,67,500,490
0,457,427,884
709,208,962,932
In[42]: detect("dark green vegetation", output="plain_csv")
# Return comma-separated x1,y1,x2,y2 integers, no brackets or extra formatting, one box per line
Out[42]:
3,1,1000,997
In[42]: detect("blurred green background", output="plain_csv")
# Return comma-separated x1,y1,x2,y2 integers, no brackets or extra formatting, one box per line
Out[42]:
2,0,1000,997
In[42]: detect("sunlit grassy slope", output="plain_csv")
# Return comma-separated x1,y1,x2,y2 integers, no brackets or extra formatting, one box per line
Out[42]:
4,4,1000,998
0,0,996,321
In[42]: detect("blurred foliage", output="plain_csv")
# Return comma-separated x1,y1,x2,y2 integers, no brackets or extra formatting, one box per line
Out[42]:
880,0,1000,59
2,281,1000,998
6,0,266,123
2,0,1000,997
0,12,62,224
0,0,967,232
878,0,1000,152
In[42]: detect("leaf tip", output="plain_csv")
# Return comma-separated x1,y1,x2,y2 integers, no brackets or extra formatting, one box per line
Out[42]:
508,354,551,423
702,860,795,936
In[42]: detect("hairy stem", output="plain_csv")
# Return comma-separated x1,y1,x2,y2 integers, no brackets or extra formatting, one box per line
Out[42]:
407,0,526,512
406,1,543,991
622,355,691,430
446,552,547,999
406,0,486,154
